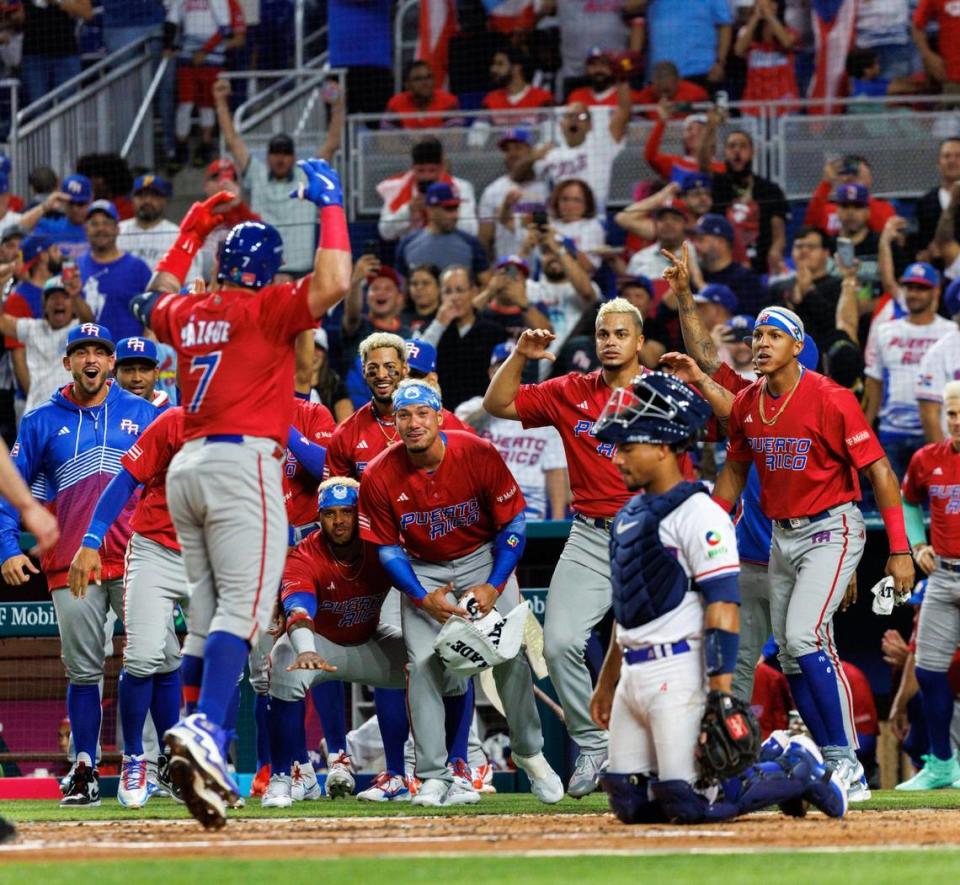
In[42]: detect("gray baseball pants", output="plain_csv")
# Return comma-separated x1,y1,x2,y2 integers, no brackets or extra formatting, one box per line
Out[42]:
166,438,288,656
732,561,771,702
543,518,611,755
915,567,960,672
404,543,544,782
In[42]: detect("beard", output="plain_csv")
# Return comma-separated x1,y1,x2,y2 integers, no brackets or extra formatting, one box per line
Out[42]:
726,160,753,185
591,75,613,92
137,204,163,224
543,263,566,282
46,255,63,275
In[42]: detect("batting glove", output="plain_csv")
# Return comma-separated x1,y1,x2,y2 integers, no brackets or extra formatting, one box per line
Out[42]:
292,158,344,208
179,191,233,241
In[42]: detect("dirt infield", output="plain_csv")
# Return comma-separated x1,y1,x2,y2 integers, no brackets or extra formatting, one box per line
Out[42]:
6,809,960,862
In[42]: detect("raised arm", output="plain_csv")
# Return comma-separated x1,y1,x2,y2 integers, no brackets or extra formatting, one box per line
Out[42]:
609,80,633,144
483,328,556,420
342,255,380,336
663,243,722,375
318,83,346,164
212,78,251,174
878,215,906,297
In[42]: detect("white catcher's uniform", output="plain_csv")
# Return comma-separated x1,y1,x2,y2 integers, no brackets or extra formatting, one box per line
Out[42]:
609,490,740,783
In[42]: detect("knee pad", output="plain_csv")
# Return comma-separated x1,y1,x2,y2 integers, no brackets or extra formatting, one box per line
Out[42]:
599,773,666,824
650,779,709,824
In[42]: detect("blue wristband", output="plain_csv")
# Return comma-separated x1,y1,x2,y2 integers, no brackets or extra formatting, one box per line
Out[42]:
704,628,739,676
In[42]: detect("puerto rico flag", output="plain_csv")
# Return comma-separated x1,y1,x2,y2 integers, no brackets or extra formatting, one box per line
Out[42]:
416,0,458,86
483,0,536,34
808,0,857,114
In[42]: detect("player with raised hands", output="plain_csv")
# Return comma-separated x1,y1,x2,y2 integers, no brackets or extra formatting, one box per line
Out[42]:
129,159,351,829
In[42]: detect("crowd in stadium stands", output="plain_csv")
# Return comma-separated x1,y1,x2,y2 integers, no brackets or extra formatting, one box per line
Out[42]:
3,0,960,787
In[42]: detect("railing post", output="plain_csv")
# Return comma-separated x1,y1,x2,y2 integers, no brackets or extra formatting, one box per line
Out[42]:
295,0,305,73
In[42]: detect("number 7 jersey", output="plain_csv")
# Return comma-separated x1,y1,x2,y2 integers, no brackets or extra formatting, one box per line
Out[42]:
150,278,317,445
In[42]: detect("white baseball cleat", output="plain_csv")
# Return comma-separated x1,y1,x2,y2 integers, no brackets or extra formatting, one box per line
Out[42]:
261,774,293,808
324,751,356,799
291,760,322,801
117,754,150,809
513,752,564,804
471,762,497,794
411,778,449,807
446,761,480,806
357,772,412,802
833,757,872,802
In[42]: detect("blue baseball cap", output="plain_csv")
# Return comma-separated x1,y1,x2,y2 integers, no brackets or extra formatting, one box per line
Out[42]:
62,174,93,205
116,336,159,366
495,254,530,277
66,322,115,355
498,128,532,149
425,182,461,207
689,213,734,243
694,283,737,313
132,174,172,198
405,338,437,374
490,341,515,365
945,278,960,317
392,381,442,412
727,313,756,338
678,171,712,194
86,199,119,222
834,183,869,206
20,233,53,265
899,261,940,288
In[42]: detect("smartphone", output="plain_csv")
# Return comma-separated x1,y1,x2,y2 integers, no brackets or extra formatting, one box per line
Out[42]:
320,78,341,105
362,239,380,260
840,155,860,177
836,237,855,268
532,209,549,230
62,260,78,284
714,90,728,114
416,179,432,195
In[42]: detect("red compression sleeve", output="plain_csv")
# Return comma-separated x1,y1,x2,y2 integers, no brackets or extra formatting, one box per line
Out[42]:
880,505,910,554
319,205,350,252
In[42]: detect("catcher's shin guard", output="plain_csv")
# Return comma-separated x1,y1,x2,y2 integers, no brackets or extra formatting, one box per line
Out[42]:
599,773,667,824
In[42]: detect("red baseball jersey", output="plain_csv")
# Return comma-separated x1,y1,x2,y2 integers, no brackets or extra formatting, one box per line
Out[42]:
284,398,336,526
513,369,634,518
482,85,553,115
842,661,879,738
358,430,525,562
902,440,960,558
150,278,315,445
325,400,474,480
281,533,391,646
726,370,885,520
121,406,185,552
750,660,792,738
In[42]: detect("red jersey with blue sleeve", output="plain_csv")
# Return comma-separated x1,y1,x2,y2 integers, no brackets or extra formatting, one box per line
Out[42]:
0,382,157,589
149,278,315,445
358,430,525,562
325,400,474,480
902,440,960,558
726,369,886,520
280,533,392,645
121,406,185,553
284,399,336,525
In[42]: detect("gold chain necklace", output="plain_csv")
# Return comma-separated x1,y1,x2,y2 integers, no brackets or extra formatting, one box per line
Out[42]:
329,542,364,581
758,369,804,426
372,405,400,446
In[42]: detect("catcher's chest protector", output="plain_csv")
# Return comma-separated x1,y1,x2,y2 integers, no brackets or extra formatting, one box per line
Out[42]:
609,481,705,629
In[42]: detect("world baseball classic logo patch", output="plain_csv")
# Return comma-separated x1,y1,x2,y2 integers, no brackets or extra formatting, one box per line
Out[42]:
705,531,721,547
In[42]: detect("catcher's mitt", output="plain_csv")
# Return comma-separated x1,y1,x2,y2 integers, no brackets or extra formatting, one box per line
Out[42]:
696,690,761,781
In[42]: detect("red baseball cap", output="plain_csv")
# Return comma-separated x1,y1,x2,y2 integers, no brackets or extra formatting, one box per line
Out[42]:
206,158,238,181
368,265,402,288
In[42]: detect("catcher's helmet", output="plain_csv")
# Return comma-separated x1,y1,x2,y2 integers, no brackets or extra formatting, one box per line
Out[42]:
218,222,284,289
595,371,711,447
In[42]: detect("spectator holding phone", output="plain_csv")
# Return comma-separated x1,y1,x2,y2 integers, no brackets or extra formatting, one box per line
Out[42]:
803,154,896,236
472,257,553,350
734,0,799,115
633,61,710,119
340,257,411,369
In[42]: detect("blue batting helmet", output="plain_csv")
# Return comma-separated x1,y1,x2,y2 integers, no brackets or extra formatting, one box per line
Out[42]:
218,222,284,289
595,372,712,447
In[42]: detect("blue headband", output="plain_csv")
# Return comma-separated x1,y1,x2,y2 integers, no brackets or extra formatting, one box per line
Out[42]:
317,483,359,510
392,382,442,412
755,307,804,342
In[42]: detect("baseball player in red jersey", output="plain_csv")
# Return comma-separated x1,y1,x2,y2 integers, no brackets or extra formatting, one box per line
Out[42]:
285,397,336,530
895,381,960,790
130,159,351,828
359,380,563,806
713,304,914,802
483,298,689,797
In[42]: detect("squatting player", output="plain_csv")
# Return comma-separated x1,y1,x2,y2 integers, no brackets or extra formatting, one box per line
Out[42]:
359,380,563,807
712,305,914,800
130,159,351,828
589,372,846,825
483,299,688,796
895,382,960,790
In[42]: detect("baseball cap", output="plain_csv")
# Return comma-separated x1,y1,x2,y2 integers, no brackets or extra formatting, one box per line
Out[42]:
132,174,172,198
268,133,295,155
798,335,819,371
20,233,53,266
42,275,68,297
617,274,652,294
689,213,734,243
66,322,115,355
683,113,709,131
899,261,940,288
115,336,159,366
62,174,93,204
369,265,402,288
206,158,238,181
0,170,8,195
654,198,690,220
586,46,613,63
945,278,960,316
727,313,756,338
693,283,737,313
313,327,329,350
426,182,461,207
490,341,515,366
495,255,530,277
677,171,712,194
406,338,437,374
86,199,119,222
1,224,27,244
498,128,533,149
834,183,869,206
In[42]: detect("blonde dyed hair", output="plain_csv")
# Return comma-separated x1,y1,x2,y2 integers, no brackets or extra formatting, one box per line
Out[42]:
317,476,360,495
944,381,960,402
596,297,644,333
359,332,407,364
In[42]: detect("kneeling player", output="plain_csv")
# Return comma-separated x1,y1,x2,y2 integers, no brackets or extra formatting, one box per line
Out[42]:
267,477,472,807
589,373,846,824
